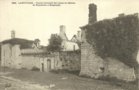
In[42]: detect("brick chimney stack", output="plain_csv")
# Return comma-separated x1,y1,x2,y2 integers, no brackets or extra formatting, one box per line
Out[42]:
88,3,97,24
11,30,15,39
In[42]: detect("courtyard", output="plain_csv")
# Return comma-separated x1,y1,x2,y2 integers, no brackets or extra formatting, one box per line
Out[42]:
0,67,138,90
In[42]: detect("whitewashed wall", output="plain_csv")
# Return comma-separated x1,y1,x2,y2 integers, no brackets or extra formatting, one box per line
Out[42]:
61,41,79,51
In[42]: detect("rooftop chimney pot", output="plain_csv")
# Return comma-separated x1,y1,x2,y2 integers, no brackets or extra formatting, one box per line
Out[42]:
11,30,15,39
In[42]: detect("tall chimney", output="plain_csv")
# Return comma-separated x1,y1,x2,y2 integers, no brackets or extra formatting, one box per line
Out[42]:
11,30,15,39
77,31,81,41
88,3,97,24
59,25,68,40
60,25,66,33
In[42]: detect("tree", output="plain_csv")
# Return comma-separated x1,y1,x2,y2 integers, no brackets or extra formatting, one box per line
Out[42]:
47,34,62,52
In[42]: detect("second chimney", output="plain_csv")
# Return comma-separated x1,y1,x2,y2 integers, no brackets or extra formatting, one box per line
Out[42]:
88,3,97,24
11,30,15,39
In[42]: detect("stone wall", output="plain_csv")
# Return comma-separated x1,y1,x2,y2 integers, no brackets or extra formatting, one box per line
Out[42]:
104,57,136,81
21,55,55,72
22,52,62,72
21,52,61,72
80,42,104,78
1,44,22,69
59,51,81,71
80,42,136,81
21,55,41,70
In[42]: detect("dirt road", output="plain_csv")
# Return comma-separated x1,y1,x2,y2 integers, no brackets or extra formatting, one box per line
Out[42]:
0,76,49,90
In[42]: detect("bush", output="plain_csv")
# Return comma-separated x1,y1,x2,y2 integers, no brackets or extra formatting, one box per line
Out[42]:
86,14,139,67
20,67,27,70
31,66,40,71
47,34,62,52
50,69,80,75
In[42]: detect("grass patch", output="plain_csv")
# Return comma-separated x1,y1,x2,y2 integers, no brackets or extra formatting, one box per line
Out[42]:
50,69,80,75
0,67,138,90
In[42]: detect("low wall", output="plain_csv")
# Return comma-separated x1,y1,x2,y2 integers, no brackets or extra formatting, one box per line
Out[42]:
21,55,41,70
59,51,81,71
21,54,58,72
21,52,61,72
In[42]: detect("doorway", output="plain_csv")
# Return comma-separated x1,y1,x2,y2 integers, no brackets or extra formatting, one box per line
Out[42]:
47,59,51,71
41,63,44,72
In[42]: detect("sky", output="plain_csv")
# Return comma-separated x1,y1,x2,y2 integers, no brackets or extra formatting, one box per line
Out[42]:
0,0,139,45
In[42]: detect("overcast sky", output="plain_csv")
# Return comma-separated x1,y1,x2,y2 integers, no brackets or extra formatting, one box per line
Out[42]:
0,0,139,45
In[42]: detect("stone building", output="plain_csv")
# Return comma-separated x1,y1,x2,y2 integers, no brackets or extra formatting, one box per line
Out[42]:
1,30,81,72
47,25,81,71
79,3,137,81
0,31,62,71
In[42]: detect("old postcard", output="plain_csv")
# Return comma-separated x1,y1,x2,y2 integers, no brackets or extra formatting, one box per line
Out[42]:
0,0,139,90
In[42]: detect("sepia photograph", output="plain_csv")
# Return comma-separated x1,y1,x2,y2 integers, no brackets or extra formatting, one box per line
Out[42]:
0,0,139,90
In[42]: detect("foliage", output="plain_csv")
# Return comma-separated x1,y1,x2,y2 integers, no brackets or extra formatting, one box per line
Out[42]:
31,66,40,71
50,69,80,75
34,39,40,45
86,14,139,67
47,34,62,52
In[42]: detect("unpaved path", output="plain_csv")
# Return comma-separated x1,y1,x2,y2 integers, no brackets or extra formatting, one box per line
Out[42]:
0,76,50,90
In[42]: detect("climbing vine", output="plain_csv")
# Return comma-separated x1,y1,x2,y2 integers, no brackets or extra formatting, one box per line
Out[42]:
86,14,139,67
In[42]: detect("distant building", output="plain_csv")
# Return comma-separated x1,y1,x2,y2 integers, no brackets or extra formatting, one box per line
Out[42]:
71,31,81,43
59,25,80,51
1,31,61,71
71,35,77,42
61,41,79,51
1,30,81,72
47,25,81,71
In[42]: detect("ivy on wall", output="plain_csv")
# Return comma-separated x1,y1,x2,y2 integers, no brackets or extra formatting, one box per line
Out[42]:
85,14,139,67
